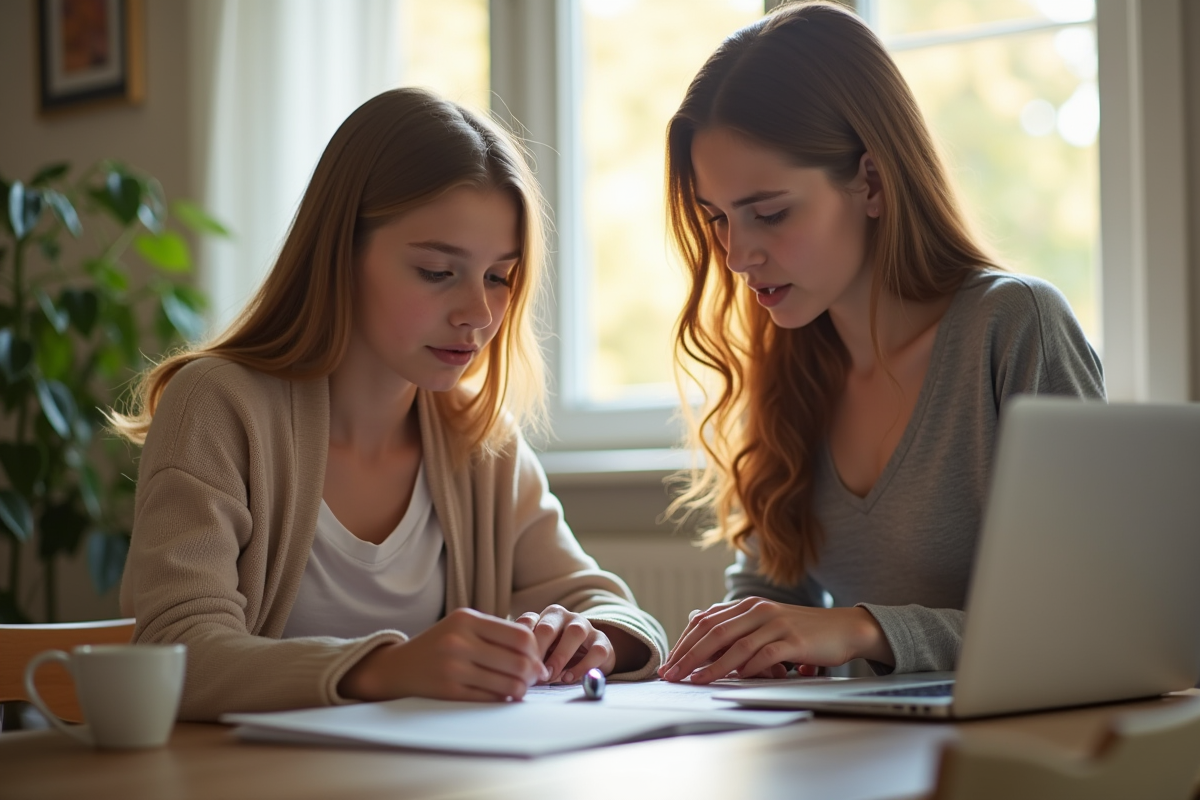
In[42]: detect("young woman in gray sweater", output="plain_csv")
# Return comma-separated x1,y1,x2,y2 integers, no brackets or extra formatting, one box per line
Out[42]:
659,1,1103,683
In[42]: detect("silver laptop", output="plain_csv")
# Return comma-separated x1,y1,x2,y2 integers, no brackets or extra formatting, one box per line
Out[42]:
718,397,1200,718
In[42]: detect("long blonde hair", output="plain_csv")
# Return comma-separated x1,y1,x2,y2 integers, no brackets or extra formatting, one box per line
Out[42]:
111,88,547,457
667,2,998,584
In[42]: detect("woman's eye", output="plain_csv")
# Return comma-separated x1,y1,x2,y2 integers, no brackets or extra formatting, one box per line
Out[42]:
756,210,788,226
417,268,452,283
487,271,513,288
705,214,726,227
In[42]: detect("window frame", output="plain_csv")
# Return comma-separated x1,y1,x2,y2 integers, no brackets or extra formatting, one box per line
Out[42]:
489,0,1191,455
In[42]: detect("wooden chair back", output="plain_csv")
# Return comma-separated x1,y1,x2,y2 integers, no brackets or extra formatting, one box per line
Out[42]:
932,698,1200,800
0,619,136,724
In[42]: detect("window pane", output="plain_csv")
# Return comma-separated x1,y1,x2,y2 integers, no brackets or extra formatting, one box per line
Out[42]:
876,0,1095,38
399,0,490,111
884,8,1100,344
578,0,763,405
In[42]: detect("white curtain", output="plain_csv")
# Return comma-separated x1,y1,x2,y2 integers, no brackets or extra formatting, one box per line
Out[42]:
188,0,402,330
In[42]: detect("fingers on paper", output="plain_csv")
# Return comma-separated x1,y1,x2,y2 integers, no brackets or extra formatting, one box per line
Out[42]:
660,599,758,679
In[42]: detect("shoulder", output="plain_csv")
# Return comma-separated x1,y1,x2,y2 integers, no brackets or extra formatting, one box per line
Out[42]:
949,270,1104,399
146,357,315,469
160,357,292,410
951,270,1083,345
957,270,1073,323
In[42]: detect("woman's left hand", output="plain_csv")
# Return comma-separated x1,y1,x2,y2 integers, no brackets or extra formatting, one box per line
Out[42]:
658,597,893,684
514,604,617,684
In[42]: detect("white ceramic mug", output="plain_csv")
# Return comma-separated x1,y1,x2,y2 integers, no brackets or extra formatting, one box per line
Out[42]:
24,643,186,748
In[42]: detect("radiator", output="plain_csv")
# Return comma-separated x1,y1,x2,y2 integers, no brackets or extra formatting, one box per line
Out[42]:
575,533,733,645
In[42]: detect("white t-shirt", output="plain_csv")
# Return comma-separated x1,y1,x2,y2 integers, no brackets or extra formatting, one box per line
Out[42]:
282,464,446,640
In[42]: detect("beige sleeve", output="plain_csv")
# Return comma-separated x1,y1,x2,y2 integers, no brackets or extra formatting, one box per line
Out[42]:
506,438,668,680
120,369,404,721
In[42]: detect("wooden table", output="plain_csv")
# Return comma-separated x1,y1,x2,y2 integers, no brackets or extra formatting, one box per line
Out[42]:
2,693,1197,800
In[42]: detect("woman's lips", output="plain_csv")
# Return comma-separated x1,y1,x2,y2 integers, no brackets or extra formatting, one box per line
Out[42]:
754,284,791,308
428,346,476,366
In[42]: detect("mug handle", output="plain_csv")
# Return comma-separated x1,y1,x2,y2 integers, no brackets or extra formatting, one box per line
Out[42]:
24,650,94,745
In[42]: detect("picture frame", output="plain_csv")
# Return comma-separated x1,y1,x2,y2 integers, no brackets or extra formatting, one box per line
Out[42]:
36,0,145,115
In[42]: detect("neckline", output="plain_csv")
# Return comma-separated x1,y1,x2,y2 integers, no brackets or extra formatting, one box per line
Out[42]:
318,462,431,562
822,278,972,514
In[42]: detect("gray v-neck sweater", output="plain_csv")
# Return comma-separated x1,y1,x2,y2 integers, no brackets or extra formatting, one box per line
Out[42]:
726,271,1106,673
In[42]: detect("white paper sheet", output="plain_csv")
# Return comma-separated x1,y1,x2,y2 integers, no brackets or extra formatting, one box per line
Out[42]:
223,683,811,757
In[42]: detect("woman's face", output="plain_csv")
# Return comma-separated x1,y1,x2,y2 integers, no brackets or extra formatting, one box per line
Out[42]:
353,186,520,391
690,127,881,329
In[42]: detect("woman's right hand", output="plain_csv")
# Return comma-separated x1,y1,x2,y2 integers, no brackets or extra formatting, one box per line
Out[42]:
338,608,550,702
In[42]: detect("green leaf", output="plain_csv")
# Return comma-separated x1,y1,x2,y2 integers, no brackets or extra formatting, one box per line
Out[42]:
36,288,69,334
8,181,45,240
161,289,206,341
0,489,34,542
95,343,126,379
39,499,89,559
92,168,142,225
172,199,232,238
103,303,141,367
87,530,129,595
59,288,99,336
79,462,103,519
0,328,34,382
30,162,70,186
35,378,77,439
36,323,73,381
135,231,191,272
85,258,130,295
138,178,167,234
44,189,82,237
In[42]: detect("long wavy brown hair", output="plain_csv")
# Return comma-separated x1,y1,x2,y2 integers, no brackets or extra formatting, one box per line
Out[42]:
667,1,998,585
110,88,548,458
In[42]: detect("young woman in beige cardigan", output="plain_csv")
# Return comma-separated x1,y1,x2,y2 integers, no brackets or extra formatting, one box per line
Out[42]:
112,88,667,721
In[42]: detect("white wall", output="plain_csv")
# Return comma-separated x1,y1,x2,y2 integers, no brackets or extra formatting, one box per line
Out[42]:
0,0,193,621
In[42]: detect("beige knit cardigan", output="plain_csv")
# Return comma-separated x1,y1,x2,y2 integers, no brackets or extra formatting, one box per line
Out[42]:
120,358,667,721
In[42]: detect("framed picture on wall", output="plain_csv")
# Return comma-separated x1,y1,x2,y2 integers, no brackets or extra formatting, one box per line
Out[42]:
36,0,145,114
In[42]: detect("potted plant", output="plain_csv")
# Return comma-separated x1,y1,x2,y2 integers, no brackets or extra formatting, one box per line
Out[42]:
0,160,228,623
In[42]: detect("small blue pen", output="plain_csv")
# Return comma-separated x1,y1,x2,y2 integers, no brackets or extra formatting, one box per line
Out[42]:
582,668,605,701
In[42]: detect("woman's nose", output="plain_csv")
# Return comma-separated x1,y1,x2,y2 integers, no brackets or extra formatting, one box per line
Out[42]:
724,224,758,274
451,285,493,330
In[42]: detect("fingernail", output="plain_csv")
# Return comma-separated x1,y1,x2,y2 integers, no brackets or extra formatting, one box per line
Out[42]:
562,672,574,684
664,666,680,681
540,664,550,681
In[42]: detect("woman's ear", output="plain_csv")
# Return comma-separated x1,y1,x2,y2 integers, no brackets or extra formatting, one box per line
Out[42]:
858,152,884,219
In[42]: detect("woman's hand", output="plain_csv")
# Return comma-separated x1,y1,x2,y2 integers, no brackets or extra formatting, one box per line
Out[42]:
657,597,893,684
338,607,549,702
514,604,618,684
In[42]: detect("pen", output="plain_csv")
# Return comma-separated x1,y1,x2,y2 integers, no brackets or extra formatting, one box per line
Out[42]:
582,668,605,701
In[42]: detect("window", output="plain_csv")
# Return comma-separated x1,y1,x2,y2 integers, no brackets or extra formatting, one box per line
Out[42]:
399,0,490,110
863,0,1101,343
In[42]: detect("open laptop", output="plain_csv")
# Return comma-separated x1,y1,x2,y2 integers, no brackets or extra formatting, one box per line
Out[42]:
717,397,1200,719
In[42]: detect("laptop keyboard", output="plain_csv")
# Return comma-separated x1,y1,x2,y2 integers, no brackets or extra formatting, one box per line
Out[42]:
852,682,955,698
